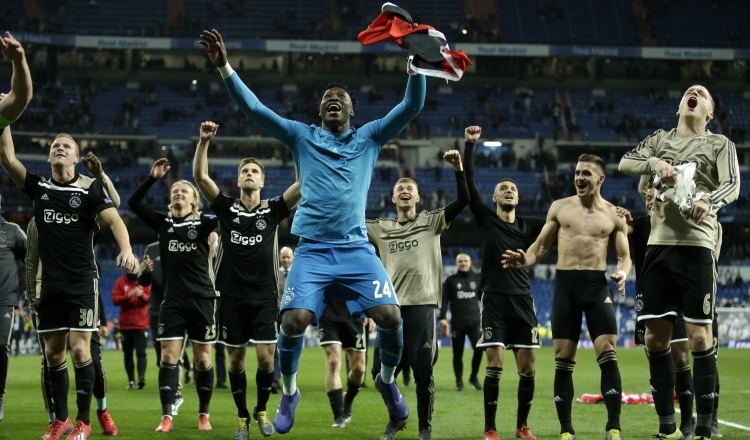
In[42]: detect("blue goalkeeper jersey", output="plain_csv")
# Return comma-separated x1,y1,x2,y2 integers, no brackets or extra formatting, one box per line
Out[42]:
223,72,425,244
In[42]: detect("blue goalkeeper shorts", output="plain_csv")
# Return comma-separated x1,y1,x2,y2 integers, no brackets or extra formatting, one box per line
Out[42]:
280,240,399,323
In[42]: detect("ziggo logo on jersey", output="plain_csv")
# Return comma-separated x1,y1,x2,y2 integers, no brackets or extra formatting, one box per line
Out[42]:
43,209,79,224
230,231,263,246
168,240,198,252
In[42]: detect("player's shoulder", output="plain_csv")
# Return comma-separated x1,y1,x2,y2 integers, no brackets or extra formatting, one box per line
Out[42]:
420,207,446,218
73,174,97,189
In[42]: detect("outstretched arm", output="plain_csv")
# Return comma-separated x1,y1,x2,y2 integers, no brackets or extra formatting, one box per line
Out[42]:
0,126,27,188
502,201,560,268
442,150,469,223
99,208,137,272
462,126,486,224
282,166,301,210
83,151,121,208
367,74,426,146
200,29,299,145
0,33,33,126
127,159,169,231
193,121,221,205
609,217,632,295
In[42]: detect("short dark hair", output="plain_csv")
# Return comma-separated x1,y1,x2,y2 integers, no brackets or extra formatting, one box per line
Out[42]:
323,81,357,108
238,157,265,180
497,178,516,185
578,153,605,174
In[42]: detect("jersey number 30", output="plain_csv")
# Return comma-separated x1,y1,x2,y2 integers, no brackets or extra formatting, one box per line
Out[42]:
372,280,393,299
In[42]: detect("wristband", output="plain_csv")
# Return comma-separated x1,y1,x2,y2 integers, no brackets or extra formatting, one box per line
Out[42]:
617,270,627,279
218,63,234,79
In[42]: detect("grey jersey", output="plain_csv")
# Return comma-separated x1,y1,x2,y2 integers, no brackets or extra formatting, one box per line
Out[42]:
366,208,448,307
620,128,740,251
0,216,26,307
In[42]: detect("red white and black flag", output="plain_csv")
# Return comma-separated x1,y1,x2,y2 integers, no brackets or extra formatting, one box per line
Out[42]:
358,2,472,81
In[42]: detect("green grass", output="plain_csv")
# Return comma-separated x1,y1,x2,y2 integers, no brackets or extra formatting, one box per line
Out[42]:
2,346,749,439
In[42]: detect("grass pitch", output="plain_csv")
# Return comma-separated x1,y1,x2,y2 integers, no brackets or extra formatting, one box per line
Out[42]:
2,346,748,439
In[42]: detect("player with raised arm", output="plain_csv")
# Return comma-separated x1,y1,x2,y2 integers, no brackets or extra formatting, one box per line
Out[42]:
128,159,219,433
461,126,545,440
200,28,425,434
0,32,32,128
1,128,135,440
193,120,300,439
619,84,739,440
367,149,468,440
502,154,631,440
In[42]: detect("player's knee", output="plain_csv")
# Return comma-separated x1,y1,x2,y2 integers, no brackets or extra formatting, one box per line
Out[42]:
195,356,212,370
326,355,341,373
689,333,711,352
281,311,310,335
69,345,91,363
368,305,401,329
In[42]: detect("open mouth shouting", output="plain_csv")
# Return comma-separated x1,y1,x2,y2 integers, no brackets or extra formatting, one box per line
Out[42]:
576,181,588,194
687,95,698,110
326,102,342,117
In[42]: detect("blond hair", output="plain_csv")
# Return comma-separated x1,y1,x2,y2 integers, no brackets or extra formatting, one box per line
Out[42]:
52,133,80,157
168,180,203,214
393,178,418,193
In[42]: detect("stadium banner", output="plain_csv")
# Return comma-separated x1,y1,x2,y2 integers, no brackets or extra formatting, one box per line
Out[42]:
265,40,362,53
75,35,172,49
11,32,749,60
13,32,75,46
551,45,641,58
457,43,549,57
642,47,735,60
172,38,265,51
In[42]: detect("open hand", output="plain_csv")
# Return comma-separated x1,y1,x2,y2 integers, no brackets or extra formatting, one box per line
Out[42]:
150,158,170,180
199,29,228,68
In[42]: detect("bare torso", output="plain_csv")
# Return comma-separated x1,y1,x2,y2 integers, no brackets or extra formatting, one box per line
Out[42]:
553,196,619,270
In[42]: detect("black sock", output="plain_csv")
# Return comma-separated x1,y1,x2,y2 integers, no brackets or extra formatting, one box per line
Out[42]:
327,388,343,420
92,353,106,400
73,358,95,425
256,368,274,412
674,365,694,431
554,358,575,435
648,348,676,434
228,367,249,418
517,373,534,428
597,350,622,431
49,361,70,422
692,348,716,438
0,344,8,398
158,362,179,416
344,378,362,410
483,366,502,432
712,372,720,424
195,365,214,415
470,348,482,380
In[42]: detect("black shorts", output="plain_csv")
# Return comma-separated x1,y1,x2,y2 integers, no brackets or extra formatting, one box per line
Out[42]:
636,245,716,325
319,319,367,351
477,294,540,349
0,305,13,347
219,296,278,346
552,270,617,342
37,279,99,333
157,297,218,344
451,320,481,348
634,312,688,346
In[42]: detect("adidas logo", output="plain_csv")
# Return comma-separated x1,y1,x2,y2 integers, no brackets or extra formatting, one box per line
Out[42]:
422,341,431,349
701,392,716,399
3,313,9,318
605,388,620,396
554,395,564,402
76,389,88,395
650,385,656,392
487,400,498,406
167,227,174,233
233,217,241,224
679,390,693,396
232,389,243,395
41,194,49,200
198,386,211,391
604,297,612,304
160,386,172,391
